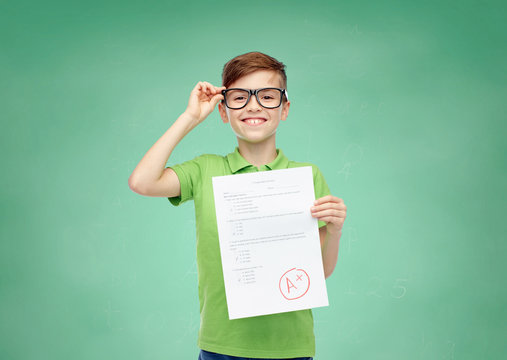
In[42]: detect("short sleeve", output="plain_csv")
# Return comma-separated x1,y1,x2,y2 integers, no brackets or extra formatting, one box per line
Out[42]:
167,155,203,206
312,165,331,228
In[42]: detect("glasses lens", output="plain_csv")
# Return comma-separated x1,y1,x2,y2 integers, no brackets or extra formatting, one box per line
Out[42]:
224,88,284,109
258,88,282,108
225,89,249,109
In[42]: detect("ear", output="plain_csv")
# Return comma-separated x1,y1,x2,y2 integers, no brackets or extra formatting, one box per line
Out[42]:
280,100,290,121
218,102,229,123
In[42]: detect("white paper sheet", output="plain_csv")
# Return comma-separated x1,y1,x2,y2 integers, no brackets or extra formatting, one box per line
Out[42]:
212,166,329,320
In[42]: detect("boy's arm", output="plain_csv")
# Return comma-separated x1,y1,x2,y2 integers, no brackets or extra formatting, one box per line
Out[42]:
128,82,225,197
312,195,347,278
319,226,342,279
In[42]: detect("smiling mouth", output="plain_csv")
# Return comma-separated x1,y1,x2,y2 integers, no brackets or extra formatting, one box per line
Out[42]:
242,118,266,126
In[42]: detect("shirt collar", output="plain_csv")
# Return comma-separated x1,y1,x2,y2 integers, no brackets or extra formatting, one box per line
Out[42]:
226,147,289,173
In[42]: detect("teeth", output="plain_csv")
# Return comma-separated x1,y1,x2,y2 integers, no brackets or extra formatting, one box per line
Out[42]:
245,119,264,125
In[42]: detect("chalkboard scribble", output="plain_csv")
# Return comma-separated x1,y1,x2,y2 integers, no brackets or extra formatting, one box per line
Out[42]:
104,300,123,331
337,143,364,181
181,259,198,281
346,226,358,254
391,278,408,299
175,310,200,344
366,276,384,298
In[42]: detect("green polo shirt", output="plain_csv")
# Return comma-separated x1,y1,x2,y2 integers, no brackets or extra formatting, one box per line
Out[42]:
167,147,330,358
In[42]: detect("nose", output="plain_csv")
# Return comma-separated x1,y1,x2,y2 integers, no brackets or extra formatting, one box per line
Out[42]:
245,94,262,111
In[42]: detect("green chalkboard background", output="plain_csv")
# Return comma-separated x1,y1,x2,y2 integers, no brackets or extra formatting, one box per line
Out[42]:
1,0,506,359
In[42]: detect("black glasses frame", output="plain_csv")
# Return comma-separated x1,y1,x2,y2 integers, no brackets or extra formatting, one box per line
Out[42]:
221,87,289,109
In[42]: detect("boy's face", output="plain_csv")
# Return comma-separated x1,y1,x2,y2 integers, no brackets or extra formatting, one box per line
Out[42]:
218,70,290,145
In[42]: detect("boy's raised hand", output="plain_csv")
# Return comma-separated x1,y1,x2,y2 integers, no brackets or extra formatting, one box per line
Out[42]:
311,195,347,234
184,81,226,124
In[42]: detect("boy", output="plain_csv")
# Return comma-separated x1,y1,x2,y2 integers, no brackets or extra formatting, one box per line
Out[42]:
128,52,347,359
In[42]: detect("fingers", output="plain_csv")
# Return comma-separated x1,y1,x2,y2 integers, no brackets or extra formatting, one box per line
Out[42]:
314,195,343,205
210,93,225,107
311,206,346,230
311,195,347,223
311,199,346,212
316,216,345,227
193,81,226,96
311,208,346,219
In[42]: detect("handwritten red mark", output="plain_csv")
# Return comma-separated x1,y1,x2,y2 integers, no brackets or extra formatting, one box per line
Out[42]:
279,268,310,300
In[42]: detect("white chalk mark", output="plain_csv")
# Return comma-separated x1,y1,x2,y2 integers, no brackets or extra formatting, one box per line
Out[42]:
336,162,353,181
349,24,362,36
445,341,456,360
337,143,364,181
346,226,358,254
104,300,123,331
365,276,383,298
391,278,408,299
175,310,200,344
181,259,198,281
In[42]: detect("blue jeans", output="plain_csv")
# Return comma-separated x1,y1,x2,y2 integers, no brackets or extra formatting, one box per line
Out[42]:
198,349,313,360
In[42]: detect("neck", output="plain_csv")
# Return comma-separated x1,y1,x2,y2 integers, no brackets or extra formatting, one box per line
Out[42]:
237,137,278,167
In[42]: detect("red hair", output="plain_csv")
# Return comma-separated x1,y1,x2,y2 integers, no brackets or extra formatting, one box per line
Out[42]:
222,52,287,89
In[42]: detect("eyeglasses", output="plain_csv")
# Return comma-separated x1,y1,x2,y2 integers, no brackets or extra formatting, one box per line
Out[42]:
221,87,289,110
